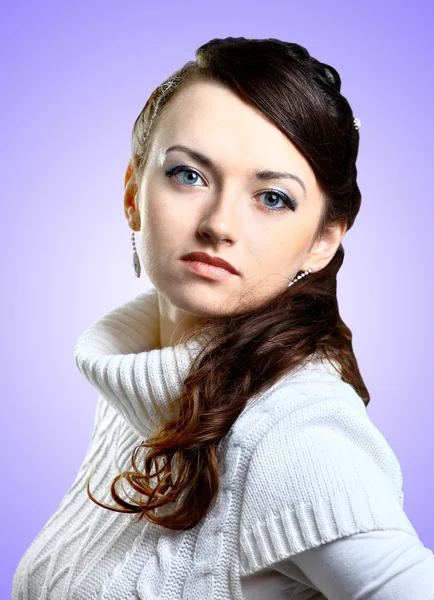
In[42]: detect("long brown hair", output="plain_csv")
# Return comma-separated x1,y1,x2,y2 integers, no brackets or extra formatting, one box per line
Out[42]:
87,37,368,530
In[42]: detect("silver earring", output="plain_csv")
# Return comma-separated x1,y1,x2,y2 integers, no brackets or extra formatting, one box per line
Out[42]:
131,230,141,278
287,265,314,288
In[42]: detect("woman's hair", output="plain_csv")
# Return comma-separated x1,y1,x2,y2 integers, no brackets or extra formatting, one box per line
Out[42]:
87,37,368,530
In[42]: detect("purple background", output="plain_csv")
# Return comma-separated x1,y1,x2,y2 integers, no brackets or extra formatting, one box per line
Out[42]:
2,0,433,595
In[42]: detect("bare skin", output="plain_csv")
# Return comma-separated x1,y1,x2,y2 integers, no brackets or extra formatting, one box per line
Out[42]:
124,78,347,348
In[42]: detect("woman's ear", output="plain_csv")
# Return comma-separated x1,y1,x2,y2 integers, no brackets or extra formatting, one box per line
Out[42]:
303,220,347,273
124,159,140,229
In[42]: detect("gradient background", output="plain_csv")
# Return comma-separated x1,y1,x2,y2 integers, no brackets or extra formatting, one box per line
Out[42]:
2,0,433,596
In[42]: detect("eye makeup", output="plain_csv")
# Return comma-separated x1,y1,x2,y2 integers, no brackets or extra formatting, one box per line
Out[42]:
164,164,298,214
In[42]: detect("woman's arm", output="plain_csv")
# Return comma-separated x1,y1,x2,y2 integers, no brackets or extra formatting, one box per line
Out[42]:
273,528,434,599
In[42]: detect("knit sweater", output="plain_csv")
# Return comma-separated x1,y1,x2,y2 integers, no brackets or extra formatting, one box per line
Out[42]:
12,287,421,600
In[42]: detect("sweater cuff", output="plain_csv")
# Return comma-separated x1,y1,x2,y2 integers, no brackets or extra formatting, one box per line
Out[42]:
239,485,419,576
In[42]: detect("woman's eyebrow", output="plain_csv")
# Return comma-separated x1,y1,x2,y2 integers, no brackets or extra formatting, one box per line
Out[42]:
164,144,306,197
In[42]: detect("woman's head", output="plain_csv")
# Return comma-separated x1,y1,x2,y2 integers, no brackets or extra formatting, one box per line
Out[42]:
124,37,360,342
125,76,347,329
91,37,367,530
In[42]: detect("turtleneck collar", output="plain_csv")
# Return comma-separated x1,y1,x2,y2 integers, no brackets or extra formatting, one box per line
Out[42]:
74,286,341,441
73,287,211,440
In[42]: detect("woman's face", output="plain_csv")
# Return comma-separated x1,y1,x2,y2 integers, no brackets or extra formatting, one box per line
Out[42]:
125,78,346,345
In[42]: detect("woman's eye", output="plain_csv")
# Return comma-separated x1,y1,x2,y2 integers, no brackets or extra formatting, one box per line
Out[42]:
164,165,297,213
256,190,297,213
165,166,205,186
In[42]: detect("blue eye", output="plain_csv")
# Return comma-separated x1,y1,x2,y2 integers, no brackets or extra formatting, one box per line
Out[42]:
256,190,297,213
165,165,204,186
164,165,297,213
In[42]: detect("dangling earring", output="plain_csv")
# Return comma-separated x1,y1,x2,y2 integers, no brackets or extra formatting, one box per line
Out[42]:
131,230,141,278
287,265,314,288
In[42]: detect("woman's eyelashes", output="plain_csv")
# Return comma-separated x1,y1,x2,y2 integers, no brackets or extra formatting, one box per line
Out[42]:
164,165,298,213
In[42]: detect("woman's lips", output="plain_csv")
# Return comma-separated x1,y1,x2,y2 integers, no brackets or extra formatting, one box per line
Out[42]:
181,259,237,281
180,251,239,274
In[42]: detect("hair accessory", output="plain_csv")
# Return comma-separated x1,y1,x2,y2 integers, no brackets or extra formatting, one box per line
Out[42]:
131,230,141,278
353,117,361,130
287,265,314,288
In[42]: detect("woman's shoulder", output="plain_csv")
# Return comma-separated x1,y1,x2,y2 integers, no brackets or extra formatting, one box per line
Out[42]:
231,359,398,490
232,353,366,443
234,360,417,577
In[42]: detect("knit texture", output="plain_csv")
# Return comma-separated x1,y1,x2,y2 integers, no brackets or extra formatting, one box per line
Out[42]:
12,287,419,599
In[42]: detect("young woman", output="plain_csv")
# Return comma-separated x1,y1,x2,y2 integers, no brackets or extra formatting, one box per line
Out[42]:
13,37,434,599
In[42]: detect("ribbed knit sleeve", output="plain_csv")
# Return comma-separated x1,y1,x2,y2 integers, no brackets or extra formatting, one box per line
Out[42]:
238,396,419,577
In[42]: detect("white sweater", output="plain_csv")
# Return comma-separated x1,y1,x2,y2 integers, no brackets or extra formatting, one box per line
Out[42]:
12,287,434,599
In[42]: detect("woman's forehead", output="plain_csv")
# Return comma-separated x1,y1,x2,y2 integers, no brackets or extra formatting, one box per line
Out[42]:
152,81,315,190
